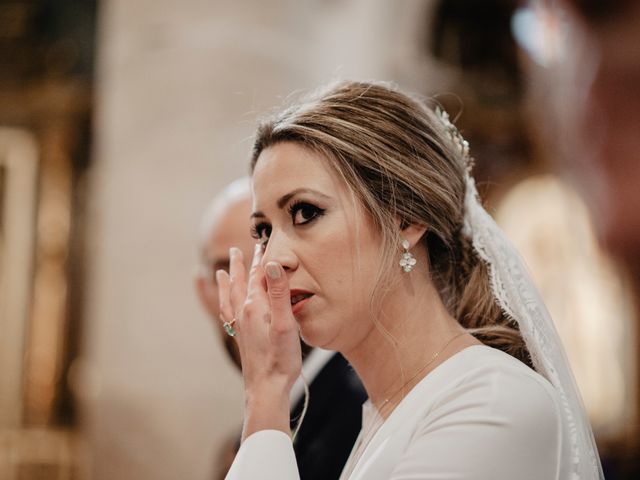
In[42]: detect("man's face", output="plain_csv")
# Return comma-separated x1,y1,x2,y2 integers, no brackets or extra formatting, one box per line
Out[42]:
196,195,255,366
201,197,255,318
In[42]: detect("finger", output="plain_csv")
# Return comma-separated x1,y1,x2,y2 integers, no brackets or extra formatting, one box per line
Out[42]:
229,247,248,314
247,243,266,293
251,243,262,269
264,261,296,334
216,269,235,326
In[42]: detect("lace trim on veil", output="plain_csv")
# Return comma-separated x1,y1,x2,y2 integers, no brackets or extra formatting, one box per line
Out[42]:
462,170,604,480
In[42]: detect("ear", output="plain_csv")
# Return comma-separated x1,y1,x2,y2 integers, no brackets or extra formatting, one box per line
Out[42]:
400,223,427,248
194,269,216,316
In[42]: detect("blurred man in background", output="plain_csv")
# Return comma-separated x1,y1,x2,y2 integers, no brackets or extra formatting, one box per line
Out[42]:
196,178,253,371
195,177,366,480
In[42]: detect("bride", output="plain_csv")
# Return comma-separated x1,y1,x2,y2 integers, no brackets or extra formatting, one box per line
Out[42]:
215,81,603,479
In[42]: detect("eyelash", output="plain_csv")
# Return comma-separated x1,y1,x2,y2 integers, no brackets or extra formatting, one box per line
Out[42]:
250,201,326,246
288,200,326,226
250,222,271,243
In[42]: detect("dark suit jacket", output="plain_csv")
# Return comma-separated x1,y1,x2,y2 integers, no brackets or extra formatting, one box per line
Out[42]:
290,352,367,480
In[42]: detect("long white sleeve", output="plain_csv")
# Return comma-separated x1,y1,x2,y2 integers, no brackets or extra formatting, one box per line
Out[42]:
225,430,300,480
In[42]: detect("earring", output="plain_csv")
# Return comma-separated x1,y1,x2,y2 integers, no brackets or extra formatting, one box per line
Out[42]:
399,239,417,273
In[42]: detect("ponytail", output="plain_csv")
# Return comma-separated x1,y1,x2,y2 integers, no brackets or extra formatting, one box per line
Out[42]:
426,229,533,368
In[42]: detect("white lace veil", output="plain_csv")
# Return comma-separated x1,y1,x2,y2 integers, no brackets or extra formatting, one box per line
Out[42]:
437,109,604,480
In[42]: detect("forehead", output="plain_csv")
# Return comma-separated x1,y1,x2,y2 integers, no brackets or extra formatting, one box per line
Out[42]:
206,197,252,248
252,142,344,207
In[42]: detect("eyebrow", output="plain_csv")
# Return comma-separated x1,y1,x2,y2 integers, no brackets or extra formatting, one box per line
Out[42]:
250,188,332,219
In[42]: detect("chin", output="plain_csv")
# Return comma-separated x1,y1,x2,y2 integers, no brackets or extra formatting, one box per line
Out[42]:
298,321,338,350
299,329,324,349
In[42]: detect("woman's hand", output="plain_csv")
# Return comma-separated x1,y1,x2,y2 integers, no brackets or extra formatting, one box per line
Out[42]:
216,244,302,440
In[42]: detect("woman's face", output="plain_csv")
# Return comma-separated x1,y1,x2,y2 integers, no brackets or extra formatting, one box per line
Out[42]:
251,142,384,351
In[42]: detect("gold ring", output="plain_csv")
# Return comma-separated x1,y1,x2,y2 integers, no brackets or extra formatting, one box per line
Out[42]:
223,318,237,337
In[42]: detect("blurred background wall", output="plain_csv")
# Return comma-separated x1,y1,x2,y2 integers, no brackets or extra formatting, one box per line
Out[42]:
0,0,638,479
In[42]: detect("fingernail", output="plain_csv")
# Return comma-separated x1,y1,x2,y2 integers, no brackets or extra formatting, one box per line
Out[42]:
254,243,261,255
265,262,281,279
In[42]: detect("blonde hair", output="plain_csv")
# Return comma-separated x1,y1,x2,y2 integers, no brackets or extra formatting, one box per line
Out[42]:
251,80,531,367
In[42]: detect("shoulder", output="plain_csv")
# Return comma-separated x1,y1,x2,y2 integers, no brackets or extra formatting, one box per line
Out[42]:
460,345,557,398
400,346,563,479
427,346,561,432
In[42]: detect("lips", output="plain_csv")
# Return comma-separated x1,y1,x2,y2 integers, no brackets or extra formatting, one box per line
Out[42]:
291,293,312,305
290,289,314,314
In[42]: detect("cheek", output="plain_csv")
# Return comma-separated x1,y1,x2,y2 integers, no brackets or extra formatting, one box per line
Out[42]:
302,233,360,314
323,234,382,309
306,234,353,290
303,206,383,310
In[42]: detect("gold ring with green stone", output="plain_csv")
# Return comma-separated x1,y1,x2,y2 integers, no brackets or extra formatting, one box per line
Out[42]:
223,318,237,337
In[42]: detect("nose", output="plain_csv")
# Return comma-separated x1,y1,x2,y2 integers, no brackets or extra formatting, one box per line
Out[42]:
261,229,298,273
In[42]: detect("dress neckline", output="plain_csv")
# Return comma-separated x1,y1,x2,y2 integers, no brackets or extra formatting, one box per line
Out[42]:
342,345,493,480
362,344,491,424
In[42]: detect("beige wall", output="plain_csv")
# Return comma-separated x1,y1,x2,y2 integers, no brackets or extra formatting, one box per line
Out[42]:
84,1,429,479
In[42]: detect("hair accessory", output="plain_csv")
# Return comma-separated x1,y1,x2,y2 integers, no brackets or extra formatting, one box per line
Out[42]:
434,106,604,479
435,107,470,159
223,318,237,337
399,239,417,273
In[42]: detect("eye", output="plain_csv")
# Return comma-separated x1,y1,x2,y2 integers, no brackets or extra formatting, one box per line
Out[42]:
289,201,325,226
250,222,272,246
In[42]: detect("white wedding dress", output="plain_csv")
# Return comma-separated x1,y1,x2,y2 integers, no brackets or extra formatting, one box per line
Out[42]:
226,345,571,480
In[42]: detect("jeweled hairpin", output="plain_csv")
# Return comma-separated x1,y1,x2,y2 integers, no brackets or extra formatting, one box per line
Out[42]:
435,107,471,160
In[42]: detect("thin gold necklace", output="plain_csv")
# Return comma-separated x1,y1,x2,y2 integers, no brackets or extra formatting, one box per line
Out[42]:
339,330,469,480
375,330,468,412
